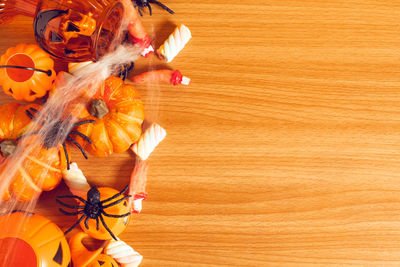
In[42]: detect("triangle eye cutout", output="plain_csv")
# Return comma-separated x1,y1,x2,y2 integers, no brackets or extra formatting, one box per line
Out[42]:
66,22,80,32
50,31,63,43
98,260,105,265
123,200,128,207
64,49,77,56
53,243,63,265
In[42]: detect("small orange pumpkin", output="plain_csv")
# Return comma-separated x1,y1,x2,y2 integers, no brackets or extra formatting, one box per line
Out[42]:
0,210,71,267
80,187,131,240
69,232,118,267
89,254,118,267
58,186,131,240
74,76,144,157
0,43,56,101
0,103,68,201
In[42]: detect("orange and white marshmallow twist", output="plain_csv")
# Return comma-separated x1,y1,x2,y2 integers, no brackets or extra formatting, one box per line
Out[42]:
62,162,90,199
105,239,143,267
131,123,166,161
157,24,192,63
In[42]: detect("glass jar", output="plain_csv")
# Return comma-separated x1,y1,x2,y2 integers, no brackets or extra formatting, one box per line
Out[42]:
0,0,124,62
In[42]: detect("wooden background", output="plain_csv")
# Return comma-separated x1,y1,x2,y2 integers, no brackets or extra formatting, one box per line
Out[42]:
2,0,400,265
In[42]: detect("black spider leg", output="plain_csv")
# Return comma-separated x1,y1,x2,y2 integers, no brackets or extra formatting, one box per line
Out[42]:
56,198,85,209
57,194,87,205
149,0,174,14
102,194,132,209
25,110,35,120
99,214,117,240
120,65,127,81
29,107,39,114
96,216,100,230
28,107,49,124
59,208,85,216
147,2,152,15
124,62,135,81
25,110,45,126
126,62,134,79
15,130,41,141
64,214,87,235
73,120,95,128
84,216,90,229
102,210,131,218
70,131,92,144
100,184,129,204
66,136,88,159
62,141,70,170
137,7,143,16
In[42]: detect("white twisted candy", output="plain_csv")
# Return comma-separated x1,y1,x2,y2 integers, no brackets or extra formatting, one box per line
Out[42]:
105,239,143,267
132,123,166,161
62,162,90,198
157,24,192,63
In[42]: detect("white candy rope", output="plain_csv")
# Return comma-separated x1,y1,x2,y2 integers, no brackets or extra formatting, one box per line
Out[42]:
62,162,90,198
132,123,166,161
105,239,143,267
157,24,192,63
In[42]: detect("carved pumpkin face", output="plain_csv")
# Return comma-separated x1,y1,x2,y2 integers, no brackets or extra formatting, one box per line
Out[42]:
0,43,56,101
69,231,118,267
0,211,71,267
89,254,118,267
33,0,124,61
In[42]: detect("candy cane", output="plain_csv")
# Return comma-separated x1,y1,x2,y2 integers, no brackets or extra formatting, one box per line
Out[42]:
62,162,90,198
157,24,192,63
131,123,166,161
105,239,143,267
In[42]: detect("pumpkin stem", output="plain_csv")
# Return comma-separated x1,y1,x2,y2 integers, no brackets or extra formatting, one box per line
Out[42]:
89,99,109,119
0,139,17,157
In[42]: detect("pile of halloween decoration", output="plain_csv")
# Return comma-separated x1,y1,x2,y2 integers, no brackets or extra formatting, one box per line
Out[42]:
0,0,191,265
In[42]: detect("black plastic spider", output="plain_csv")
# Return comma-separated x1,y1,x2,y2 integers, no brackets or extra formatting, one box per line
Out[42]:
113,61,134,81
133,0,174,16
17,107,95,170
56,185,131,240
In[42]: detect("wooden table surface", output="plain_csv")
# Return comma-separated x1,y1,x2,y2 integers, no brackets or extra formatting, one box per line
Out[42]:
2,0,400,266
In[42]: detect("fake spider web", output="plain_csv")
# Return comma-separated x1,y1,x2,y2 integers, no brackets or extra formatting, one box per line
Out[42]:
0,2,160,254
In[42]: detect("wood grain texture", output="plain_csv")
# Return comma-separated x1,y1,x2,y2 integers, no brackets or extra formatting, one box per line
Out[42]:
2,0,400,265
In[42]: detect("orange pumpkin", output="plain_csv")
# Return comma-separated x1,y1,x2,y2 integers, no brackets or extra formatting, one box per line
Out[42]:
74,76,144,157
89,254,118,267
58,186,131,240
69,232,118,267
0,210,71,267
0,43,56,101
80,187,131,240
0,103,68,201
